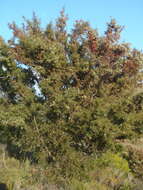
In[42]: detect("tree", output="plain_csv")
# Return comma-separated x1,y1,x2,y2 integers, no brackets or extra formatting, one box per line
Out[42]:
0,11,143,180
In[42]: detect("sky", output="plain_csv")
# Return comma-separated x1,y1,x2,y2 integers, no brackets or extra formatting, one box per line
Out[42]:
0,0,143,50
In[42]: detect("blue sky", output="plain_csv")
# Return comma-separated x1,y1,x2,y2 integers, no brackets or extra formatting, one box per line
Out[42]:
0,0,143,50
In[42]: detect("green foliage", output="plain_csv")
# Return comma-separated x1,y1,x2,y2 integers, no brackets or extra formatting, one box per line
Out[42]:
69,152,133,190
95,152,130,173
0,152,31,190
0,10,143,189
121,139,143,179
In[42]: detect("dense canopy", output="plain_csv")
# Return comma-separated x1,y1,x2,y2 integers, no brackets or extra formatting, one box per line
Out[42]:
0,11,143,189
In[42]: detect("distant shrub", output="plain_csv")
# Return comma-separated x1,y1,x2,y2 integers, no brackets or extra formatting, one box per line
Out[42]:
68,152,133,190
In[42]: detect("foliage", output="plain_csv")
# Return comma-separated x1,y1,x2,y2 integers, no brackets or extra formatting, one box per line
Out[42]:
120,139,143,179
69,152,133,190
0,10,143,189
